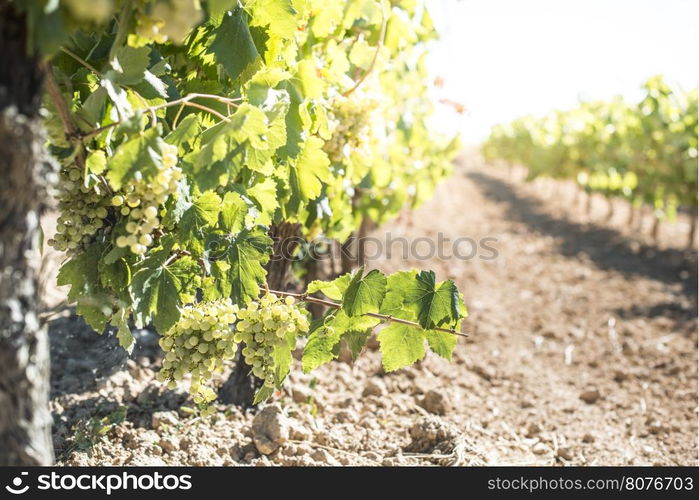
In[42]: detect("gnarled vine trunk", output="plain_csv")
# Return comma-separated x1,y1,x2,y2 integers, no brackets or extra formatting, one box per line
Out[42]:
219,222,301,407
0,0,55,465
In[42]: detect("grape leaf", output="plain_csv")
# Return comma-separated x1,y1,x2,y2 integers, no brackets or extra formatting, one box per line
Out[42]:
277,81,303,158
208,0,239,19
219,191,248,233
377,323,426,372
177,190,222,246
252,385,274,405
86,150,106,175
224,227,272,303
301,310,341,373
294,136,331,201
131,262,182,333
57,243,103,301
202,260,231,300
110,45,151,85
76,292,113,332
166,114,200,146
106,127,164,190
343,330,372,360
247,178,278,225
404,271,461,328
302,327,342,373
306,272,352,300
379,269,418,318
271,331,295,384
301,309,378,372
297,59,324,99
209,7,259,81
248,0,298,39
113,308,134,354
424,330,457,361
342,268,386,316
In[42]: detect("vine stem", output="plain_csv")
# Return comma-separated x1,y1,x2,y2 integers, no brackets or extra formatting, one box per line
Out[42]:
266,288,468,338
60,46,100,75
342,2,388,98
163,250,191,267
42,61,88,173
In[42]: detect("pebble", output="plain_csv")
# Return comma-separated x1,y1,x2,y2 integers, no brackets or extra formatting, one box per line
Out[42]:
579,388,601,404
291,385,313,404
532,442,549,455
418,389,452,415
151,411,179,430
525,423,542,438
159,436,179,453
252,405,290,455
557,446,574,460
362,378,387,397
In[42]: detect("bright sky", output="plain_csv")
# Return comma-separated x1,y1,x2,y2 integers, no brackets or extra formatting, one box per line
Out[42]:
426,0,699,143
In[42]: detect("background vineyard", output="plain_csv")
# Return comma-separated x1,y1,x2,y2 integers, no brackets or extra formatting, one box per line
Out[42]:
482,76,698,246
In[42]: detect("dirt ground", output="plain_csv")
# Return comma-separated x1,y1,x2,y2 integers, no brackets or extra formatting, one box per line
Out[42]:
44,154,698,466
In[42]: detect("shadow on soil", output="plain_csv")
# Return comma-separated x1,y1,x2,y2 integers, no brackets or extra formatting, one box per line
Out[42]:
48,312,161,397
467,171,698,300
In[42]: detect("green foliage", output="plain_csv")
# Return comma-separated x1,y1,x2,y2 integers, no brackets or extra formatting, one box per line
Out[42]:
483,76,699,218
302,268,466,375
34,0,463,405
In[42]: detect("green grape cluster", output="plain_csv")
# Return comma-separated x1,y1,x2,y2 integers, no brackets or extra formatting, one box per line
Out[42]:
235,294,310,389
113,144,182,255
47,167,111,253
157,299,240,408
134,0,203,44
324,93,378,163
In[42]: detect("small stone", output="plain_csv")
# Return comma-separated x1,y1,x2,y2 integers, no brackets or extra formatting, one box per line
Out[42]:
532,442,549,455
613,370,628,382
418,389,452,415
557,447,574,461
310,449,340,465
471,363,495,381
291,385,313,404
334,409,358,423
362,378,387,397
582,433,595,443
525,423,542,438
647,420,668,435
579,388,601,404
159,436,179,453
151,411,179,430
252,405,289,455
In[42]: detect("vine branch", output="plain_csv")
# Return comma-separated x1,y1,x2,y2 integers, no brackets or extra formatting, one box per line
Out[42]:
342,3,388,98
266,289,468,338
41,61,87,172
60,46,100,75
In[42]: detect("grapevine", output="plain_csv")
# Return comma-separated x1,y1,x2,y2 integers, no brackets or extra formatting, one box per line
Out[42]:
20,0,465,407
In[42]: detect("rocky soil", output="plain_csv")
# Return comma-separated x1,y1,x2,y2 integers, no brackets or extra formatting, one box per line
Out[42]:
44,155,698,466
